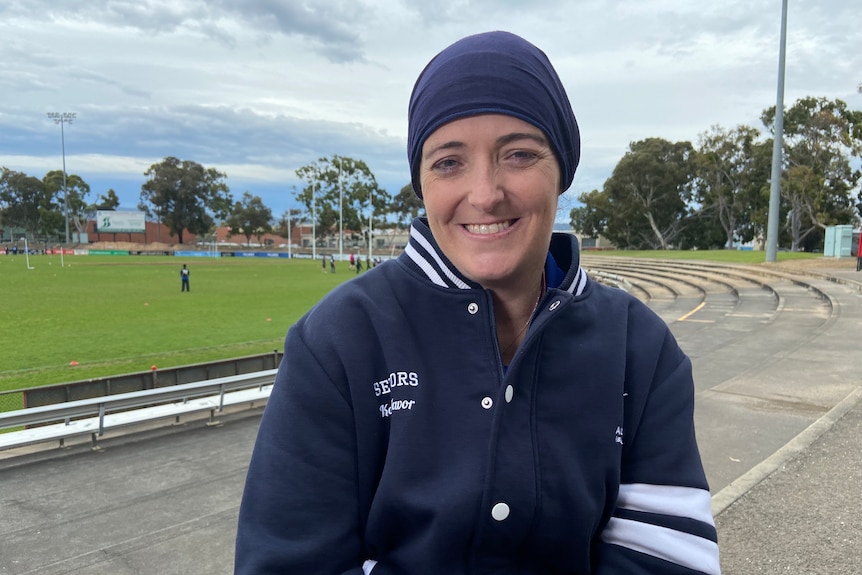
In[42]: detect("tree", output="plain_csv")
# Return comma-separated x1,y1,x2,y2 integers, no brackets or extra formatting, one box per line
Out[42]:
294,155,390,248
694,125,772,248
390,184,425,228
274,208,305,244
139,157,232,244
762,97,862,251
0,167,60,239
225,192,273,246
570,189,611,239
44,170,91,243
577,138,695,249
93,189,120,210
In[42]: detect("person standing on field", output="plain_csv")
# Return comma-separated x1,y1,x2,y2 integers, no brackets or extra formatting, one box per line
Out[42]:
180,264,190,292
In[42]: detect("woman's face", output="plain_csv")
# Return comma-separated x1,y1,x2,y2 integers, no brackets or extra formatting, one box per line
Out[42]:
419,114,560,290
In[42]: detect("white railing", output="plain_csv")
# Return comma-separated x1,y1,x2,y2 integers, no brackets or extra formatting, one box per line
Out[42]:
0,369,277,452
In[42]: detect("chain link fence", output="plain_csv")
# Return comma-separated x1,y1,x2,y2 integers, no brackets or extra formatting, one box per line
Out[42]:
0,390,24,413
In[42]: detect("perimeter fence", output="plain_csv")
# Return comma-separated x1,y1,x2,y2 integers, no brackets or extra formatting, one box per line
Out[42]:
0,351,282,414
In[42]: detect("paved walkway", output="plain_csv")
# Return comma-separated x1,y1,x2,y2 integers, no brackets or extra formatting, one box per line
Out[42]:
713,262,862,574
715,387,862,574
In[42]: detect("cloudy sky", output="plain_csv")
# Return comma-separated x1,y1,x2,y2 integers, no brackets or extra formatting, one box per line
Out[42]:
1,0,859,221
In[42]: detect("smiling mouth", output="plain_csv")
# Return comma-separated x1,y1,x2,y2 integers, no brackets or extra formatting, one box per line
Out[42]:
464,220,515,235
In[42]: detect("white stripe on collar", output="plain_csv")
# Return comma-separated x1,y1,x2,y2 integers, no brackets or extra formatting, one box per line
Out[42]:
408,227,472,289
569,266,588,295
404,243,448,287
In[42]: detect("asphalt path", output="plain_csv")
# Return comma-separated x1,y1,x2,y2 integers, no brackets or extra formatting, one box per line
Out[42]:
1,258,860,574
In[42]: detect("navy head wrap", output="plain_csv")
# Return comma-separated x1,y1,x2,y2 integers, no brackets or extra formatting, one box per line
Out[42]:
407,31,580,198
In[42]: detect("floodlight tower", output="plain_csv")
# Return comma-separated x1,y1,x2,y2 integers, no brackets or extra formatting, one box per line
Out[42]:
765,1,787,262
47,112,76,245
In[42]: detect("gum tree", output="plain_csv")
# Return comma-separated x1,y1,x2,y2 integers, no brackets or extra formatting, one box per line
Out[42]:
294,155,389,248
762,97,862,251
139,157,232,244
225,192,273,246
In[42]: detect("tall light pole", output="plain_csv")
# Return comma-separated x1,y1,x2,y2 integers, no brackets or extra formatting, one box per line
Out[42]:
286,210,291,259
47,112,76,245
312,181,317,261
368,187,373,264
339,156,344,261
765,0,788,262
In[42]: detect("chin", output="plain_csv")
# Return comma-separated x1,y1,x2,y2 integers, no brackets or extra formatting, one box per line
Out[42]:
462,262,518,286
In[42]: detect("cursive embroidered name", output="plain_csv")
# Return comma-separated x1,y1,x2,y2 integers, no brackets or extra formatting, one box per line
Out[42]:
380,399,416,418
373,371,419,397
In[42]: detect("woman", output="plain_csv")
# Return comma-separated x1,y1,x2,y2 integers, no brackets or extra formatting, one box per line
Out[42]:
235,31,720,574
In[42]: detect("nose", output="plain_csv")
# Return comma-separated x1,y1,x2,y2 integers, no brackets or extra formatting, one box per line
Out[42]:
467,161,504,211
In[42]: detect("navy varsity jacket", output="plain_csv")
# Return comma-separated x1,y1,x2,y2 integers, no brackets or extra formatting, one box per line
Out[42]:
235,218,720,574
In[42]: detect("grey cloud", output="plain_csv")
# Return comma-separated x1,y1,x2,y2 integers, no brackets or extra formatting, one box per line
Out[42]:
3,0,369,63
43,104,404,176
216,0,366,62
0,40,151,101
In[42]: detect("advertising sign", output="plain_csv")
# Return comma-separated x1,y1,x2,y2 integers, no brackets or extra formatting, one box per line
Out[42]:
96,211,146,233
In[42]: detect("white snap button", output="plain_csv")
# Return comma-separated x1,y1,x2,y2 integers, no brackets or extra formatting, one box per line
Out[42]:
491,502,510,521
505,385,514,403
481,397,493,409
467,302,479,314
549,300,561,311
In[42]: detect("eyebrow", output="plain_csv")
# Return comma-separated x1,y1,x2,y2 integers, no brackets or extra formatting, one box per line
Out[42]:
497,132,548,147
423,131,549,161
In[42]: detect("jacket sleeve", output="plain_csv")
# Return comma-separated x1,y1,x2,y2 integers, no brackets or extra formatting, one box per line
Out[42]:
596,325,721,575
234,322,367,575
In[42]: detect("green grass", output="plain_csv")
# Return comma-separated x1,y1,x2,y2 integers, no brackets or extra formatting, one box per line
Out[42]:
0,247,825,393
0,253,351,392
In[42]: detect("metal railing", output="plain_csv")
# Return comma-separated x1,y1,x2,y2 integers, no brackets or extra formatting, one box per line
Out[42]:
0,351,283,413
0,369,277,452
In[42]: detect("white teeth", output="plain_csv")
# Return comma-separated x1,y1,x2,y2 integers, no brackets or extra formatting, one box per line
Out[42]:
465,222,511,234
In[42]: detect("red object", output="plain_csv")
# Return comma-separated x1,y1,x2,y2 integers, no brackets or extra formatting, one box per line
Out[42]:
151,365,157,371
69,361,78,366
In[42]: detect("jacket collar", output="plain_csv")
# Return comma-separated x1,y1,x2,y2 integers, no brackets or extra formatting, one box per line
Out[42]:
400,217,589,296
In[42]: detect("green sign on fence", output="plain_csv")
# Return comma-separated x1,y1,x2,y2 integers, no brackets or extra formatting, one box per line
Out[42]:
88,250,130,256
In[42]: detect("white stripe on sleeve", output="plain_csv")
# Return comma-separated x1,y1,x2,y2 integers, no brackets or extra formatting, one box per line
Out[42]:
362,559,377,574
617,483,715,526
602,517,721,574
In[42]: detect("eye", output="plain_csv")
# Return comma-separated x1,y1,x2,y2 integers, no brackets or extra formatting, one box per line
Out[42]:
505,149,540,166
431,157,461,174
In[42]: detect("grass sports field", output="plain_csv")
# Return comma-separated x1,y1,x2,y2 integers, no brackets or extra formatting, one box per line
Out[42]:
0,252,352,393
0,248,822,395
